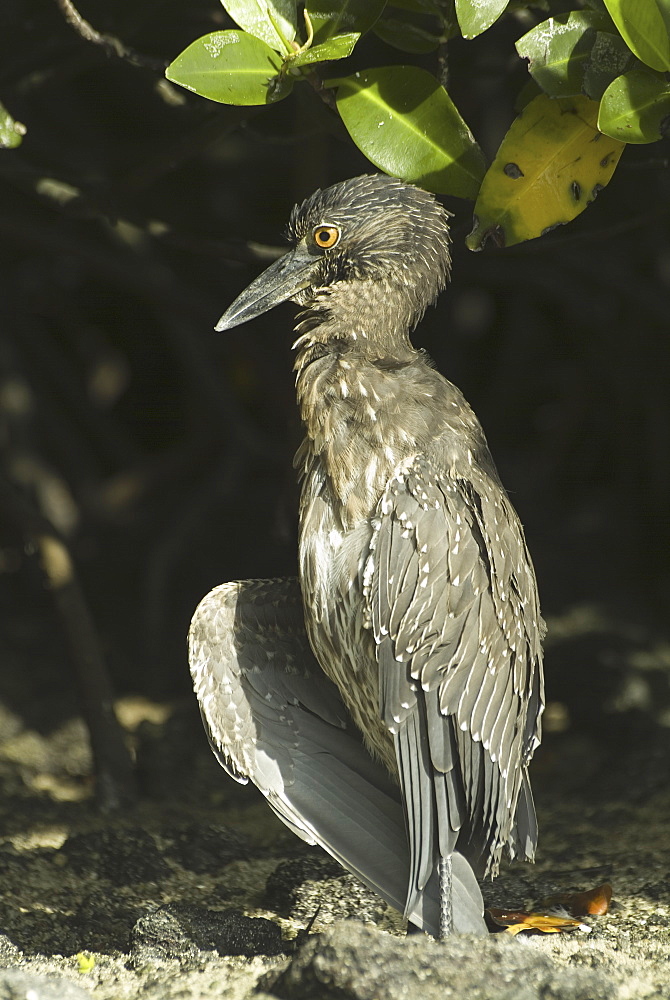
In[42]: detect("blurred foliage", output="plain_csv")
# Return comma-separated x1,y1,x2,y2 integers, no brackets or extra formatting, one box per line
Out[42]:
0,102,26,148
0,0,668,744
167,0,670,245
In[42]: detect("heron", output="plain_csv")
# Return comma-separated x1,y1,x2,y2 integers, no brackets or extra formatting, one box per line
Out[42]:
189,174,545,938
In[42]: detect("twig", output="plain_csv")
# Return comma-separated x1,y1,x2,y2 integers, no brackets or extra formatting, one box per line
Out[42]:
54,0,166,72
302,70,338,112
0,475,137,810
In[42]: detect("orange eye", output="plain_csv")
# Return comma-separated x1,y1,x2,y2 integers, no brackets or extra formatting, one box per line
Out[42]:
313,225,340,249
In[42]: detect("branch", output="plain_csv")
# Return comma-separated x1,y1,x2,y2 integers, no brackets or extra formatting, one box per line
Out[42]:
0,474,137,810
302,70,338,112
54,0,166,73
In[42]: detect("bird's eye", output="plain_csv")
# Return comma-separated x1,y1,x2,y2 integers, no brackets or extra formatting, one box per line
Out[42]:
312,225,340,250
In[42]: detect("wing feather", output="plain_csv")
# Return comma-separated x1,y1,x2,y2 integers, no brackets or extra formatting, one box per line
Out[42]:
368,457,544,894
189,576,487,935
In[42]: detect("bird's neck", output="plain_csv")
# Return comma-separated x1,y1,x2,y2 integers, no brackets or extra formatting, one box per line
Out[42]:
293,278,419,364
292,288,428,525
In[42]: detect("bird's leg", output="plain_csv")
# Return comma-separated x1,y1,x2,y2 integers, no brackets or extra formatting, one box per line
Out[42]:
438,856,453,938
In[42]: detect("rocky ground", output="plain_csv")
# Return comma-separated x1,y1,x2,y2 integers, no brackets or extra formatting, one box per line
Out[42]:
1,601,670,1000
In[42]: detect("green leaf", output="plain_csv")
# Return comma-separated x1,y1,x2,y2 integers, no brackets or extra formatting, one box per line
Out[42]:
598,67,670,141
327,66,486,199
467,94,625,248
373,14,442,52
601,0,670,71
0,103,26,148
515,78,542,111
390,0,441,12
582,29,636,98
516,11,632,98
166,31,290,106
455,0,509,38
307,0,387,42
289,32,360,67
221,0,297,52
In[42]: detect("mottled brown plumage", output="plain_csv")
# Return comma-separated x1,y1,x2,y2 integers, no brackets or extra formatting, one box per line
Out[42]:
190,174,545,937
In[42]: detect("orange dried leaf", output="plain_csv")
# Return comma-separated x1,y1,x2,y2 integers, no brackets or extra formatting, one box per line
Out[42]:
542,882,613,917
486,908,530,928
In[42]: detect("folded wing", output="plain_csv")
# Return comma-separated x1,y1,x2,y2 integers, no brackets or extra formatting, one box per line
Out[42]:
366,458,544,917
189,576,488,935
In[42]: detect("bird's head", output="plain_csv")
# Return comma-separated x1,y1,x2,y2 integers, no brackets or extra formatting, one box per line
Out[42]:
216,175,452,346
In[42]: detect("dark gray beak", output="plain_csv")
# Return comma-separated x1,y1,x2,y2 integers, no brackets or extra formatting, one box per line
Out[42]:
215,243,319,332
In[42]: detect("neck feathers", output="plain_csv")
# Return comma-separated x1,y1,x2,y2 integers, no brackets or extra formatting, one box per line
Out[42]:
293,332,425,526
292,278,421,364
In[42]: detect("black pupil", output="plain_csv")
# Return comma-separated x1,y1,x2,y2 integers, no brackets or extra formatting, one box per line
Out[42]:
318,229,331,244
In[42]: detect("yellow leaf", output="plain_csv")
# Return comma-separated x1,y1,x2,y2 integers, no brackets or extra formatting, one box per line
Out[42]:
76,952,96,973
487,908,590,935
505,912,586,934
467,94,625,249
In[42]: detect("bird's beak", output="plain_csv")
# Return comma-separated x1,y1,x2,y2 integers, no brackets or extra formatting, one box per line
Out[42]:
215,244,319,332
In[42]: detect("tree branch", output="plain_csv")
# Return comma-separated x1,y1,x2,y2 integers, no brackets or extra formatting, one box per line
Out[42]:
54,0,166,72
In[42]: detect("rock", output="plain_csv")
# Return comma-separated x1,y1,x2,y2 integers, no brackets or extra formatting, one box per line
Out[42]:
130,903,286,966
61,828,169,886
0,969,92,1000
265,920,652,1000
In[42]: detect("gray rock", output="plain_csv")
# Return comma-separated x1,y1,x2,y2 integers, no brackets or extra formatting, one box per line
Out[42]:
0,969,92,1000
266,921,652,1000
130,903,286,966
0,935,21,967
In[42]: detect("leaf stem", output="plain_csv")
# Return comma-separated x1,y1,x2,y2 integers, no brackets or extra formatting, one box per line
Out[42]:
287,9,315,58
267,9,293,56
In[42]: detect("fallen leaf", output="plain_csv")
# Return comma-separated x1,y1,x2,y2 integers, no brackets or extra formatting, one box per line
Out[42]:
541,882,613,917
486,908,589,935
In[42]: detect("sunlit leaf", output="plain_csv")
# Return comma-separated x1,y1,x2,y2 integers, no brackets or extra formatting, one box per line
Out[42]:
327,66,486,199
0,103,26,148
516,11,633,99
601,0,670,71
487,909,589,935
467,94,625,249
307,0,387,42
374,13,442,52
166,31,290,106
455,0,509,38
598,67,670,141
221,0,297,52
289,32,360,67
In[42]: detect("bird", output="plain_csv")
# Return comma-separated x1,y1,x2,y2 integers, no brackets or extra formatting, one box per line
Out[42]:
189,174,545,938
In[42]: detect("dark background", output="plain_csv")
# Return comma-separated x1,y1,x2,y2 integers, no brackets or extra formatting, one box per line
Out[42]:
1,0,669,803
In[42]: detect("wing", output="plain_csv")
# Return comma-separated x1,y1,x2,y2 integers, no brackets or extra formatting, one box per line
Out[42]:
366,457,544,914
189,576,488,936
